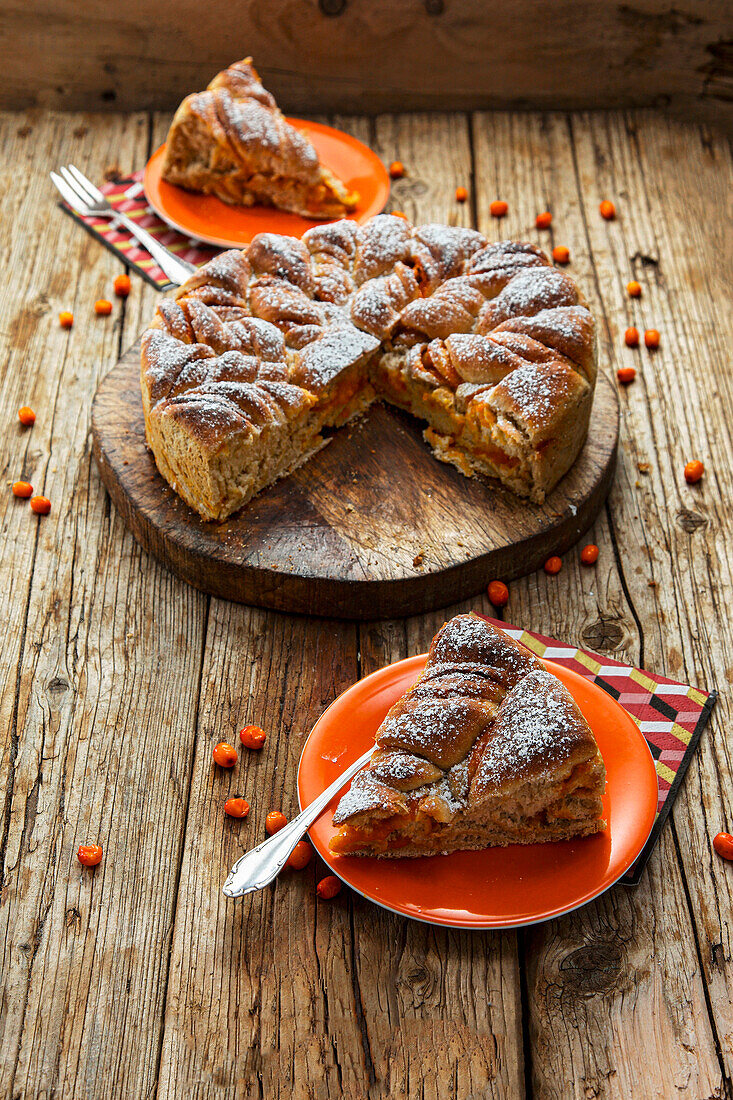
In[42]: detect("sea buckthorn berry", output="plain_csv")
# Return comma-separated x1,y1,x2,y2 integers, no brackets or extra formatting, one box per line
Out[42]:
684,460,704,484
544,556,562,575
12,481,33,498
552,245,570,264
389,160,405,179
317,875,343,899
265,810,287,835
490,200,508,217
212,742,237,767
624,327,640,348
617,366,636,385
224,797,250,818
78,844,103,867
30,496,51,515
580,544,599,565
627,280,642,298
644,329,660,349
286,840,312,871
535,211,552,229
599,200,616,220
391,210,408,219
113,274,131,298
455,186,468,203
240,725,266,750
487,580,509,608
713,832,733,860
59,310,74,329
18,406,36,426
94,299,113,316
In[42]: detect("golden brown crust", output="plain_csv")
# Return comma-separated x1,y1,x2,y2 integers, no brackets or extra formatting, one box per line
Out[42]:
330,614,606,857
161,57,359,218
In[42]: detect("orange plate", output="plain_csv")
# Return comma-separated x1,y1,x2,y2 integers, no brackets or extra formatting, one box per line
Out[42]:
143,120,390,249
298,655,658,929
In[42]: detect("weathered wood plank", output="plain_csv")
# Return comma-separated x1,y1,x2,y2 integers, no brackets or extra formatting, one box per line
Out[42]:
0,111,210,1100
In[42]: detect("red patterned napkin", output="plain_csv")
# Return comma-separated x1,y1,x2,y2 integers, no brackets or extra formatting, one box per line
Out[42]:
58,171,219,288
480,615,715,884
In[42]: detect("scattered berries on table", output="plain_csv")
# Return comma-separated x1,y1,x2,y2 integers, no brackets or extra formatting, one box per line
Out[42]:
490,200,508,218
317,875,343,899
624,327,640,348
78,844,103,867
114,274,131,298
265,810,287,835
684,460,704,485
544,556,562,575
580,544,599,565
94,299,113,316
30,496,51,515
644,329,660,349
487,580,509,608
12,481,33,498
455,186,468,203
617,366,636,385
552,245,570,264
599,200,616,220
627,280,642,298
713,833,733,861
240,725,266,750
389,160,405,179
224,797,250,818
59,310,74,329
286,840,312,871
535,211,552,229
18,406,36,426
212,742,237,767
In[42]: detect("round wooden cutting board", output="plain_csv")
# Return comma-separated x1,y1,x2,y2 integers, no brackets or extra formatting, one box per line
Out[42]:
91,342,618,619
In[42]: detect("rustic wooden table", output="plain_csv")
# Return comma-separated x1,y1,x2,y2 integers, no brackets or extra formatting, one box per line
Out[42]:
1,107,731,1100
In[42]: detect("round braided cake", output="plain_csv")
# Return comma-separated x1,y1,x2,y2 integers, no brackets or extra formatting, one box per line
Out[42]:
140,215,597,521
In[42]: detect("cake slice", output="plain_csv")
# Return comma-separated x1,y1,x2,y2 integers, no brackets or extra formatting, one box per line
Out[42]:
330,614,606,857
161,57,359,218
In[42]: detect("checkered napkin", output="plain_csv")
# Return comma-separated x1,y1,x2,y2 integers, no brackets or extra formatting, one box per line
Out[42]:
480,615,716,884
59,171,219,289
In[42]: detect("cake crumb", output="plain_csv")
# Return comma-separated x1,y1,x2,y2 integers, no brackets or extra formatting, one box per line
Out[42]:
413,552,424,567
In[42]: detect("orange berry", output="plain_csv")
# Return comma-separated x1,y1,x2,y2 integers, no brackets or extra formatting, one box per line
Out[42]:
684,460,704,485
713,832,733,860
390,210,408,220
552,245,570,264
617,366,636,385
644,329,660,349
265,810,287,835
627,280,642,298
286,840,312,871
490,200,508,218
94,299,113,316
114,274,131,298
224,797,250,818
624,327,640,348
535,211,552,229
599,200,616,220
487,580,509,608
30,496,51,515
455,186,468,203
12,481,33,498
239,724,266,750
78,844,103,867
580,544,599,565
18,406,36,426
317,875,343,899
59,310,74,329
389,160,405,179
212,741,237,767
544,556,562,575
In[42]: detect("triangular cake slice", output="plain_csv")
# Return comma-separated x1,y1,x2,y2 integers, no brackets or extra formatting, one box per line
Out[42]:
330,614,606,857
162,57,359,219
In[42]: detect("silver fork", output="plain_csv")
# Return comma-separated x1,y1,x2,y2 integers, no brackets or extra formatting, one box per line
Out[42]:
50,164,197,286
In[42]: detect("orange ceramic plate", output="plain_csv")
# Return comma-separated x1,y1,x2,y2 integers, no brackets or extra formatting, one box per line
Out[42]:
143,120,390,248
298,655,658,929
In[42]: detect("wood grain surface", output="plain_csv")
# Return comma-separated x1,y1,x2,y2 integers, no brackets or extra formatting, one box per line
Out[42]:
92,340,618,618
1,105,731,1100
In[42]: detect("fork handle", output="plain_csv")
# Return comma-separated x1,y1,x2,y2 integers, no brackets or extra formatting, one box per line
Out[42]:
114,211,197,285
222,746,374,898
